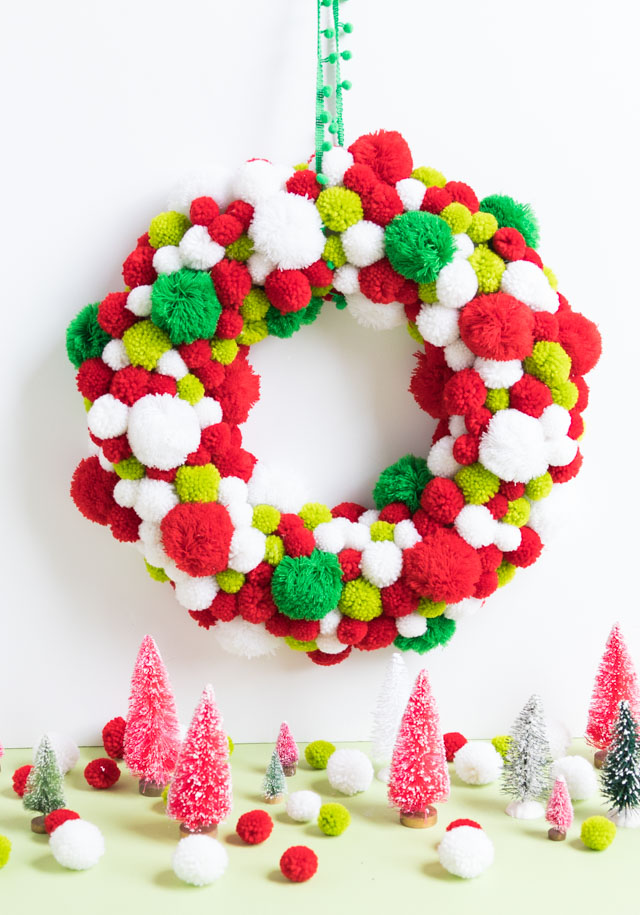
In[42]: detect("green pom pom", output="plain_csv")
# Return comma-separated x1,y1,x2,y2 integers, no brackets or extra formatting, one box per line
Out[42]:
145,561,169,582
418,281,438,303
176,373,205,404
299,502,333,530
455,463,500,504
252,504,281,534
485,388,510,413
373,454,433,514
216,569,245,593
394,615,456,654
440,202,472,234
0,835,11,868
417,597,446,618
151,269,221,345
339,578,382,621
581,816,616,850
266,306,305,339
384,211,455,283
114,456,145,479
264,535,285,565
496,560,516,587
237,320,268,346
502,497,530,527
241,289,270,320
316,187,364,232
285,637,318,652
318,802,351,836
467,211,499,243
228,736,234,755
524,341,571,386
225,235,253,262
175,464,220,503
550,380,579,409
271,549,343,620
148,211,191,249
468,244,506,293
410,166,446,188
123,319,172,370
525,473,553,501
305,740,336,769
66,303,111,368
300,297,324,326
323,236,346,267
370,521,395,542
211,338,239,365
479,194,540,248
491,735,511,759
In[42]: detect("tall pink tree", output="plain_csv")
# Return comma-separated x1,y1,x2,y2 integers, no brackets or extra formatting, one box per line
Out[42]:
167,685,232,835
123,635,181,795
586,624,640,767
545,776,573,840
276,721,299,776
388,669,449,828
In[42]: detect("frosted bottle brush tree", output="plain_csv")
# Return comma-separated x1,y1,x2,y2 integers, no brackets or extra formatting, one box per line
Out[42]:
501,694,552,819
601,700,640,828
23,734,66,833
371,652,409,782
263,748,287,803
545,776,573,841
276,722,299,776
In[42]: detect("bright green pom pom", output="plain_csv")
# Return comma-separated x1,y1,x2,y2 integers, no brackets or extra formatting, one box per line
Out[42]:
0,835,12,868
418,281,438,303
264,535,285,565
339,578,382,621
237,320,268,346
385,211,456,284
550,380,579,409
411,166,446,188
467,211,498,243
440,202,472,234
407,322,424,344
299,503,333,530
503,497,530,527
241,289,270,320
370,521,395,542
216,569,245,593
525,473,553,501
417,597,446,618
252,504,281,534
227,736,234,755
123,319,172,370
114,456,145,479
496,560,516,587
316,187,364,231
524,341,572,387
485,388,510,413
175,465,220,503
285,636,318,652
543,265,558,289
176,373,205,405
469,244,505,293
145,561,169,582
266,306,305,339
305,740,336,769
394,615,456,653
323,235,346,267
491,735,511,759
455,463,500,504
300,297,324,325
148,211,190,248
318,803,351,836
479,194,540,248
151,269,221,346
581,816,616,850
226,234,253,262
66,303,112,368
373,454,433,514
211,338,239,364
271,549,343,620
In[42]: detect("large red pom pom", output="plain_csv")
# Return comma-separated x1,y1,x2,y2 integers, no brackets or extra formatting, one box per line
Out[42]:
76,358,114,402
12,765,33,797
122,244,156,288
109,504,140,543
331,502,366,522
44,809,81,834
443,369,487,414
491,227,526,262
459,293,534,361
161,502,233,576
102,716,126,759
403,529,482,604
420,477,465,525
360,183,404,226
349,130,413,184
509,374,553,418
421,186,452,214
286,169,321,200
549,449,582,483
557,311,602,375
225,200,255,232
190,196,219,226
410,346,454,419
357,615,397,650
216,358,260,424
211,259,252,307
280,845,318,882
445,181,479,213
443,731,467,762
343,163,379,195
337,617,368,645
358,258,405,304
237,563,277,623
236,809,274,845
378,502,412,523
265,269,312,313
380,579,420,617
84,757,121,789
70,457,116,525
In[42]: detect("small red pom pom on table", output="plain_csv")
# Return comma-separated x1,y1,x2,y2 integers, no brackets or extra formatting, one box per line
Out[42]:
280,845,319,883
44,809,81,834
12,764,33,797
236,809,274,845
443,732,468,763
84,757,121,789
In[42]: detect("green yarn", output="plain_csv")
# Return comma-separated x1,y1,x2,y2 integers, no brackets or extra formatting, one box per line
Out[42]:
238,320,268,346
418,281,438,303
123,319,172,370
323,235,347,267
384,211,456,284
496,560,516,587
175,465,220,503
467,211,498,244
148,211,190,248
299,502,333,530
266,298,323,338
264,535,285,565
176,373,205,404
407,322,424,344
524,341,571,386
525,473,553,501
491,735,511,759
271,549,343,620
316,187,364,232
394,615,456,654
581,816,616,851
318,802,351,836
241,289,270,320
455,463,500,504
305,740,336,769
145,561,169,582
211,338,239,365
151,269,221,345
114,456,145,479
440,202,472,234
252,504,281,534
66,303,111,368
417,597,446,618
300,296,324,325
550,380,579,409
225,235,253,262
411,166,446,188
285,637,318,652
216,569,245,593
339,578,382,621
0,835,11,868
469,244,505,293
479,194,540,248
370,521,395,542
485,388,510,413
373,454,433,514
502,497,530,527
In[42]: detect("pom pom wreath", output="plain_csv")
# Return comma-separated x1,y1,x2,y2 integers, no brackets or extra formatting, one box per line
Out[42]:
44,809,80,835
443,732,468,762
236,809,273,844
581,816,616,851
453,741,504,785
551,756,598,801
438,824,494,878
12,764,34,797
304,740,336,769
286,790,322,822
172,835,229,886
49,820,105,871
317,803,351,836
326,749,374,795
84,757,121,789
280,845,318,882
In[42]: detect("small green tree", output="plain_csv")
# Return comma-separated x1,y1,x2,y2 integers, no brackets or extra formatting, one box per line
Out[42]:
23,734,65,815
263,748,286,801
501,694,552,817
602,700,640,822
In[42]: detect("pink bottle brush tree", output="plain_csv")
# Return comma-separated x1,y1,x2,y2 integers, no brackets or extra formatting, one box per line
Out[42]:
123,635,181,796
586,624,640,768
276,722,299,776
545,776,573,841
388,669,449,828
167,685,232,836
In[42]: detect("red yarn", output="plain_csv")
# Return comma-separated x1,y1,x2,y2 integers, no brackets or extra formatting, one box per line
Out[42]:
349,130,413,184
549,450,582,483
485,492,509,520
185,442,212,466
216,308,244,339
101,434,132,464
477,544,503,571
343,163,379,195
209,590,238,622
491,227,526,262
445,181,479,213
214,446,256,482
215,358,260,424
109,505,140,543
568,409,584,440
452,434,479,466
421,186,452,214
504,526,543,567
146,467,177,482
411,508,438,539
277,515,315,558
236,809,274,845
102,717,126,759
473,570,499,599
224,200,254,232
443,731,467,762
265,612,293,637
443,369,487,415
288,619,320,642
403,529,482,604
76,359,114,401
459,294,535,361
98,292,138,338
379,502,412,523
201,423,231,460
303,259,333,288
189,609,217,629
84,757,121,789
421,478,465,525
280,846,318,882
337,548,362,582
193,360,226,395
308,646,352,666
70,457,116,525
557,311,602,375
12,765,33,797
44,809,80,834
286,169,321,200
360,183,404,226
464,406,492,437
161,502,233,576
499,481,525,501
190,196,219,226
404,302,421,324
532,311,559,343
331,502,365,522
572,375,589,412
337,616,369,645
410,346,454,419
238,563,277,623
446,818,482,831
110,366,152,405
178,339,213,369
208,214,243,246
122,244,156,288
211,259,252,307
359,258,406,304
523,247,543,268
380,579,420,617
509,374,553,418
148,373,177,397
265,269,312,313
357,615,397,650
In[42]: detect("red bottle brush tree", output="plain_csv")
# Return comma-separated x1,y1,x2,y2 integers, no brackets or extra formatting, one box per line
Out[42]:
123,635,181,795
167,685,232,836
276,721,299,776
545,776,573,841
586,624,640,768
388,669,449,828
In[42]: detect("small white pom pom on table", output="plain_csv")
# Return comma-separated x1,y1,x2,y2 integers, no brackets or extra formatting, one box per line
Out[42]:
172,835,228,886
286,790,322,823
49,820,105,871
326,749,374,795
453,742,504,785
438,822,494,878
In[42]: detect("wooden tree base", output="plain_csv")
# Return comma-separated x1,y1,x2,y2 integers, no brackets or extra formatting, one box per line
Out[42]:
594,750,607,770
548,827,566,841
31,815,47,835
179,822,217,837
400,806,437,829
264,794,285,805
283,764,297,777
139,778,166,797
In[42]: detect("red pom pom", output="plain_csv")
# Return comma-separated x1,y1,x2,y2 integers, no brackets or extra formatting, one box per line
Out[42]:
421,478,465,525
188,608,217,629
338,548,362,582
473,569,499,598
214,446,256,482
110,365,152,405
453,433,479,465
360,184,404,226
211,259,252,307
343,163,379,195
265,269,312,313
71,456,116,525
265,612,293,637
161,502,233,576
208,214,243,246
209,590,238,622
12,765,33,797
280,845,318,882
190,196,219,226
572,375,589,412
185,443,212,466
225,200,255,232
549,449,582,483
403,529,482,604
404,301,421,324
447,818,482,831
236,809,274,845
122,244,156,288
349,130,413,184
278,515,315,558
532,311,559,343
76,358,114,402
216,308,244,340
238,564,277,623
215,358,260,424
459,294,535,361
148,373,177,397
410,346,454,419
491,227,526,262
303,259,333,288
504,525,543,567
102,717,126,759
485,492,508,519
286,170,321,200
146,467,177,482
98,292,137,338
445,181,479,213
380,579,420,617
178,339,213,369
557,311,602,375
357,615,397,650
101,434,132,464
477,544,503,571
499,481,525,501
412,508,438,538
568,409,584,440
308,646,352,666
109,505,141,543
193,360,226,396
201,423,231,460
421,186,452,214
331,502,365,522
337,617,368,645
289,619,320,641
443,369,487,415
464,406,492,437
44,809,80,834
84,757,121,789
523,247,543,268
443,731,467,762
358,258,405,304
509,374,553,418
379,502,412,523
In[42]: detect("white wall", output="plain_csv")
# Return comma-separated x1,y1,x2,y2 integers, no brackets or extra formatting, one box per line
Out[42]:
2,0,638,747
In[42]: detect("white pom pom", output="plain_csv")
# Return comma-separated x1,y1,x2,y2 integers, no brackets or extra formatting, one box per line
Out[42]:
217,476,249,507
438,826,494,878
166,165,234,213
346,293,405,330
546,718,572,760
286,790,322,822
247,251,275,285
321,147,354,186
225,501,253,529
174,576,219,611
152,246,183,275
319,608,342,635
156,349,189,381
102,339,130,371
453,742,503,785
358,509,380,527
33,733,79,774
474,358,523,389
493,523,522,552
172,835,228,886
114,478,140,509
393,519,421,550
396,614,427,638
228,527,266,573
501,260,558,312
444,339,475,371
455,505,497,548
341,221,385,267
545,436,578,467
50,820,104,871
333,264,360,295
444,598,481,621
539,404,571,440
360,541,403,588
417,304,460,346
193,396,223,429
214,619,280,658
479,409,548,482
315,634,349,654
314,518,349,554
395,177,427,211
126,285,152,316
343,522,372,550
448,415,467,438
179,225,225,270
551,756,598,800
326,749,374,795
249,191,325,269
453,233,475,259
127,394,201,471
142,540,169,569
527,483,572,543
232,159,290,206
134,479,178,523
87,394,129,439
246,462,307,513
436,259,478,309
608,808,640,828
505,799,546,819
427,436,462,478
97,451,114,472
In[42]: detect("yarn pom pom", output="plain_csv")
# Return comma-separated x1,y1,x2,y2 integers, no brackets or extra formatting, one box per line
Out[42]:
438,824,494,878
581,816,616,851
33,733,79,775
12,765,33,797
385,211,455,284
304,740,336,769
551,756,598,801
326,749,374,795
236,809,273,845
44,809,80,835
280,845,318,882
172,835,229,885
286,790,322,823
102,717,126,759
317,802,351,836
443,732,468,762
49,819,105,871
84,758,121,790
0,836,10,869
453,742,503,785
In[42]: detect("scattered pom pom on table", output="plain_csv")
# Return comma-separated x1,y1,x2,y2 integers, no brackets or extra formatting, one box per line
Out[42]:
49,819,105,870
280,845,318,883
44,809,81,834
453,742,503,785
438,822,494,878
444,731,467,762
326,749,373,795
172,835,229,886
12,764,33,797
491,736,511,759
236,809,273,845
33,733,79,775
304,740,336,769
102,717,126,759
551,756,598,801
317,802,351,836
286,790,322,823
581,816,616,851
0,836,11,869
84,757,121,789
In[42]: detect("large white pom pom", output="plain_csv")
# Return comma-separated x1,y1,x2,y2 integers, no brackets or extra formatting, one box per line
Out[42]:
479,409,548,482
249,191,325,269
286,790,322,822
539,404,571,440
438,825,494,878
226,501,253,529
545,436,578,468
395,614,427,638
454,505,497,548
227,527,267,574
321,147,354,186
436,259,478,309
453,234,475,259
125,285,152,316
505,799,545,819
179,225,225,270
213,619,280,658
102,339,130,371
474,358,523,389
427,436,462,478
127,394,201,471
395,177,427,211
453,742,503,785
152,246,183,275
33,733,79,774
87,394,129,439
50,820,104,870
134,478,179,523
341,221,385,267
326,749,374,795
217,476,249,506
360,541,403,588
346,293,405,330
343,521,372,550
501,260,558,312
172,835,228,886
551,756,598,800
493,523,522,552
416,304,460,346
174,576,219,611
232,159,290,206
333,264,360,294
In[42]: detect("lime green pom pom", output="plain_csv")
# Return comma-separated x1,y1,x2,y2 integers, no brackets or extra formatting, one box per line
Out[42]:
469,244,506,293
411,166,446,188
237,320,268,346
114,456,145,479
305,740,336,769
175,465,220,503
145,561,169,582
455,463,500,504
0,835,12,868
581,816,616,850
83,397,92,411
148,211,190,248
66,303,111,369
485,388,510,412
161,785,169,805
285,636,318,652
503,497,530,527
417,597,446,618
525,473,553,500
491,735,511,759
316,187,363,231
550,380,579,409
373,454,433,514
524,341,571,386
299,503,333,530
323,235,347,267
418,281,438,303
226,235,253,262
241,289,270,320
543,265,558,289
385,211,455,284
151,269,221,346
123,320,172,370
467,211,498,243
407,322,424,344
394,615,456,653
339,578,382,621
252,504,281,534
496,560,516,587
176,373,205,405
370,521,395,542
271,549,343,620
211,338,238,365
227,736,234,755
216,569,245,593
318,803,350,836
479,195,540,248
264,535,285,565
440,202,472,234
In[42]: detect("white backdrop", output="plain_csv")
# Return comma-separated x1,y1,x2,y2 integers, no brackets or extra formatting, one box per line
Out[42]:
2,0,638,747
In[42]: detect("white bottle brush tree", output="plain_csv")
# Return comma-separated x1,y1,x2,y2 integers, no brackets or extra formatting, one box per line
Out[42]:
501,694,552,819
371,652,410,782
601,700,640,828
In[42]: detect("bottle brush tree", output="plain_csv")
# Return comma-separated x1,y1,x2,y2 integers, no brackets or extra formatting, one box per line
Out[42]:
263,748,287,803
601,700,640,828
371,651,409,781
545,776,573,840
501,694,552,819
23,734,66,833
276,721,299,776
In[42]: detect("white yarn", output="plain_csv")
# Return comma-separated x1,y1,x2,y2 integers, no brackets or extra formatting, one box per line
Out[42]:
341,220,385,267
